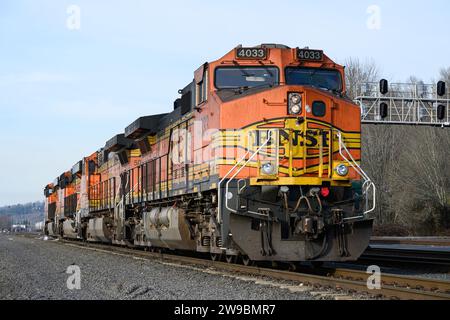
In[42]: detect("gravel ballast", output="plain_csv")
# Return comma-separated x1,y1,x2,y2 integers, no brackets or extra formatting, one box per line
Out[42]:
0,233,324,300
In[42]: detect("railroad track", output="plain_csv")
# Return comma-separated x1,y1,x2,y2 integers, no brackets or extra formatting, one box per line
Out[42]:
361,244,450,267
41,236,450,300
371,237,450,247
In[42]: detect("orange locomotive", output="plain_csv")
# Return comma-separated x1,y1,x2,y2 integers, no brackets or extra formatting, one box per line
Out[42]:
44,44,375,263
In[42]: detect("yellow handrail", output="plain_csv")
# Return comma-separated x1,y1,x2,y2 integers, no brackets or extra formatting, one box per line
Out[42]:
319,131,323,178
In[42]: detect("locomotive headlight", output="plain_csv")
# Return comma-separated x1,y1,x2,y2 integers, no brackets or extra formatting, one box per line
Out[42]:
288,93,302,115
335,164,349,177
261,162,276,175
290,93,301,105
290,104,301,114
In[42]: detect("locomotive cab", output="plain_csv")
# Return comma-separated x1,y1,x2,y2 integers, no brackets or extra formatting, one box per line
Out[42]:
199,44,375,262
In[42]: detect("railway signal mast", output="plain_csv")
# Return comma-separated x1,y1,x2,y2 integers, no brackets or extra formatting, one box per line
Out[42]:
355,80,449,127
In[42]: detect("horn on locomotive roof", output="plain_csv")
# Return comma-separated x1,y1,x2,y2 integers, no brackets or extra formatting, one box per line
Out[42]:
236,43,291,49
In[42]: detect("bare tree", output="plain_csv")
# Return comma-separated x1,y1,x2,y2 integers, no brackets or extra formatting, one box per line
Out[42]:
361,125,403,225
440,67,450,83
344,58,380,100
344,57,399,226
345,58,450,235
406,76,428,98
394,127,450,234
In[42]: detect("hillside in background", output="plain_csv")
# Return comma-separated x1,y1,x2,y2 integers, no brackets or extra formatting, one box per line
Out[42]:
0,201,44,229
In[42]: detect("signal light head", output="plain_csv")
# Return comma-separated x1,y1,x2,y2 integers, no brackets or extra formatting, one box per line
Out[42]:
437,81,446,97
380,102,388,119
437,104,446,120
380,79,389,95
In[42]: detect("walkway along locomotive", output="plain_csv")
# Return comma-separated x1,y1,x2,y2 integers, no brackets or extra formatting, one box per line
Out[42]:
44,44,376,263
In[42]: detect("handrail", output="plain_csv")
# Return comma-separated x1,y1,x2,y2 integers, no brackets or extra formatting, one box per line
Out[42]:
126,180,141,204
335,131,376,217
225,131,275,216
88,177,116,211
217,130,274,223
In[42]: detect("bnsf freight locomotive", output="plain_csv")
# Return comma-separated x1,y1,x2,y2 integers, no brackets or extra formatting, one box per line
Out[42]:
44,44,376,264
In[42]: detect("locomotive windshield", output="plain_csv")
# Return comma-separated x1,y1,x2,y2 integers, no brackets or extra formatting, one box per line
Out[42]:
215,67,279,90
285,67,342,92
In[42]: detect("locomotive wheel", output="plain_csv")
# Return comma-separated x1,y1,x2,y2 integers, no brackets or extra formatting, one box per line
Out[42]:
210,253,220,262
241,255,254,266
311,261,324,268
225,255,237,264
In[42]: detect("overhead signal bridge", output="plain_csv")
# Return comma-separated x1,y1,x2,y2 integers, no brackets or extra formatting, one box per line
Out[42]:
355,80,449,127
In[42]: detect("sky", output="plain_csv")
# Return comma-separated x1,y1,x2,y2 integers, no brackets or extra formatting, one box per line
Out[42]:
0,0,449,206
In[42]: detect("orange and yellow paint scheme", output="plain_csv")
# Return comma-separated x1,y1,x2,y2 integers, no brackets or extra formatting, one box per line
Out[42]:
44,45,373,262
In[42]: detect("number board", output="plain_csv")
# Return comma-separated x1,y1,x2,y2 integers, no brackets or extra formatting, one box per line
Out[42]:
296,49,324,62
236,47,268,60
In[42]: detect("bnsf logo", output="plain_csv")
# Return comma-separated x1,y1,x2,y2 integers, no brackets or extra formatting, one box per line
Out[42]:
253,130,330,148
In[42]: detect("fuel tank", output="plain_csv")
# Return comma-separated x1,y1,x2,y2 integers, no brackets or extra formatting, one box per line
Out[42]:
143,207,196,251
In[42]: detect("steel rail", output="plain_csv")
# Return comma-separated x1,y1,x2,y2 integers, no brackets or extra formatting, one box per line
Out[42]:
371,237,450,247
361,246,450,267
51,238,450,300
